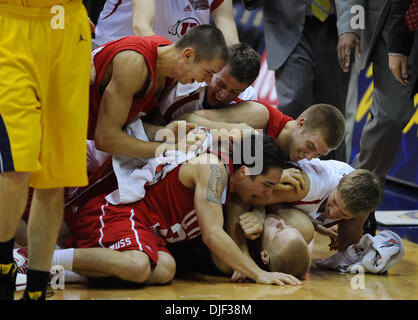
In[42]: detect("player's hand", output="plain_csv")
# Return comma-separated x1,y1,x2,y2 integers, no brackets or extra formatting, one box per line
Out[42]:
221,123,257,143
255,271,302,286
337,32,360,72
314,224,339,251
327,225,339,251
231,271,248,283
239,211,263,240
164,120,198,143
237,123,258,138
276,168,306,193
389,54,409,86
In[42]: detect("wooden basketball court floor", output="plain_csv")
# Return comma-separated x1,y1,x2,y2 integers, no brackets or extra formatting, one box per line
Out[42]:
13,232,418,301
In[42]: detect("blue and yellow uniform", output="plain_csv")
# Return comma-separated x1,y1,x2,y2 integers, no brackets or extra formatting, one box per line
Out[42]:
0,0,91,188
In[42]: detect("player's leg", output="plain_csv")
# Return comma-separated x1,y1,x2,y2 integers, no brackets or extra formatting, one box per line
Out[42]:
72,248,152,283
0,173,31,300
24,188,64,299
0,2,44,299
145,251,176,284
20,1,91,300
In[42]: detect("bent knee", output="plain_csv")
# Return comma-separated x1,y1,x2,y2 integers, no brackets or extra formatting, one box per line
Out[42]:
0,172,30,190
121,250,152,283
154,251,176,284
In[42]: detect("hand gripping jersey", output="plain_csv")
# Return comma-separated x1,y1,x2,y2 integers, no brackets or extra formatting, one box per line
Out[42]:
288,158,354,227
64,151,234,265
155,82,257,125
95,0,224,46
88,35,173,139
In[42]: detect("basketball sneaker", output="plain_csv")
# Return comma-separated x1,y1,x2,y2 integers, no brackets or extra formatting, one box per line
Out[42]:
13,248,64,292
13,247,28,274
363,211,377,236
0,261,17,300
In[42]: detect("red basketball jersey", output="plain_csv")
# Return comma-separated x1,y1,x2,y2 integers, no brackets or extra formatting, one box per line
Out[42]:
257,101,293,140
137,151,234,243
88,35,173,139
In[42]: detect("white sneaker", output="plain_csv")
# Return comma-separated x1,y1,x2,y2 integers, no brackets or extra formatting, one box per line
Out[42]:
13,248,28,274
15,273,26,292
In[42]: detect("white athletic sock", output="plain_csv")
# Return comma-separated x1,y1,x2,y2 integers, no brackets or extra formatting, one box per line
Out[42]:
51,248,74,271
64,270,87,283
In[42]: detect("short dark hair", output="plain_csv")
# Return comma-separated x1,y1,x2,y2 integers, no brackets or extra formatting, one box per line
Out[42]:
175,24,228,63
227,43,261,85
232,134,287,175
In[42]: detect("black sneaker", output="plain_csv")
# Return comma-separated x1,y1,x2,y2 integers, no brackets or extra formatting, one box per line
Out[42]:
0,262,17,300
21,289,46,300
363,211,376,236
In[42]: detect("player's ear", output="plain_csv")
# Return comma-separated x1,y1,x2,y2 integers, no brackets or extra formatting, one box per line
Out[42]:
260,250,270,265
182,48,194,63
297,118,305,130
240,166,251,177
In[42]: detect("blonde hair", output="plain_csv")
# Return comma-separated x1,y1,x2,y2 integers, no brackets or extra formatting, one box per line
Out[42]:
268,236,311,279
337,169,383,217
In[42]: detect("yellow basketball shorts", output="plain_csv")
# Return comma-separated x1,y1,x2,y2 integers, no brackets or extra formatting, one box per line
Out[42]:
0,1,91,188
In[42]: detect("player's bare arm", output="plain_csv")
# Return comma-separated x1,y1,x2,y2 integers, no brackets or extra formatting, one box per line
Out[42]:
176,112,253,133
211,0,239,46
190,157,301,286
224,194,252,255
181,101,270,130
131,0,156,37
94,51,166,159
337,214,369,252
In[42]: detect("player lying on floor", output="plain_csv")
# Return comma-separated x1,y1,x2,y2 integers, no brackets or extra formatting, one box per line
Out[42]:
209,195,311,281
15,134,302,287
243,159,383,251
206,159,382,282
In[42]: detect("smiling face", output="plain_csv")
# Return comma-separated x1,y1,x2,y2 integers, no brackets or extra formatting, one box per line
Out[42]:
288,119,330,162
323,189,353,220
206,65,249,107
234,167,283,204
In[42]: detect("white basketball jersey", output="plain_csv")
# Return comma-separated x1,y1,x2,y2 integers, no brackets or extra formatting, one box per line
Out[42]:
290,159,354,226
95,0,224,46
154,82,257,125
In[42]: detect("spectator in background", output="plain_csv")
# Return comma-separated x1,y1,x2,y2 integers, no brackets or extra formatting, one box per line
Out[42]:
387,0,418,96
260,0,349,162
94,0,239,47
335,0,416,235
